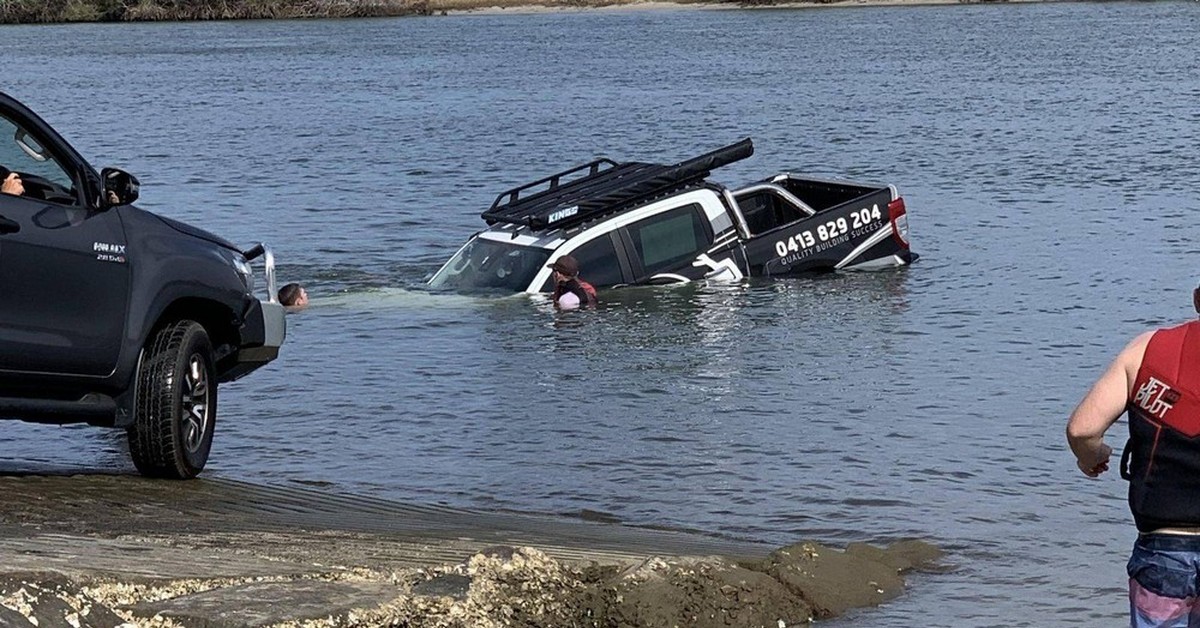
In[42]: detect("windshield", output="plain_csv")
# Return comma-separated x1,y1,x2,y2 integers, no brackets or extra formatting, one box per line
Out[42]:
428,237,551,293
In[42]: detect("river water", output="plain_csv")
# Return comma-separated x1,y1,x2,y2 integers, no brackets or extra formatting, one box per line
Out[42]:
2,2,1199,625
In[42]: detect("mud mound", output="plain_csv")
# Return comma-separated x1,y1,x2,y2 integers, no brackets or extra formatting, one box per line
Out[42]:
580,555,812,628
0,541,943,627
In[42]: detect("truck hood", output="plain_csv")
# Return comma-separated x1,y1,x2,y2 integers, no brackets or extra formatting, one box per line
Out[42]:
153,214,239,251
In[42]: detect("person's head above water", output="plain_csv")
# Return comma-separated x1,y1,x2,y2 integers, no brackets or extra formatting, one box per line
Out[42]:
278,282,308,311
546,255,580,280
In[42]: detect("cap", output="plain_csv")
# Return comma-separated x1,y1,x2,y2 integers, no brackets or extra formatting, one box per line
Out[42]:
546,255,579,277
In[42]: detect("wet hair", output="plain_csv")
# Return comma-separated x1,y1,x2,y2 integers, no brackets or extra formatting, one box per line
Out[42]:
278,282,303,306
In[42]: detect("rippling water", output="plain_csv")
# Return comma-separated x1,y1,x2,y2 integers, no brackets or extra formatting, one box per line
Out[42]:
2,2,1200,625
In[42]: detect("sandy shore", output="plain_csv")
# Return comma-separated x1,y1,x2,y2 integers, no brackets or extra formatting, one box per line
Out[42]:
0,474,942,627
430,0,1044,16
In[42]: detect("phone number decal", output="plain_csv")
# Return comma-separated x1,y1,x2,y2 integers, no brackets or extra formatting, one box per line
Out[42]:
773,204,884,261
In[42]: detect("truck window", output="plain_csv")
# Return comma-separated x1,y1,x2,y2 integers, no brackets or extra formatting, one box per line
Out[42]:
0,113,77,206
737,190,808,235
625,204,711,276
569,234,624,288
538,234,625,293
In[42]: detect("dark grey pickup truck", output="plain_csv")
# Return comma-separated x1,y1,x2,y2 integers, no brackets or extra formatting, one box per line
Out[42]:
0,92,286,479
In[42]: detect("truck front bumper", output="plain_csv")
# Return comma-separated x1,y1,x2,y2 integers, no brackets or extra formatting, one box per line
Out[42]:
220,243,288,382
220,298,287,383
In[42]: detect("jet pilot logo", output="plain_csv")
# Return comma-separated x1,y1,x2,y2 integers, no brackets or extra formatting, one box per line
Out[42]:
1134,377,1180,420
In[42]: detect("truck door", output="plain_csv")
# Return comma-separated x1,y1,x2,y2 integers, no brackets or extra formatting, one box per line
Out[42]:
537,232,631,293
0,112,131,377
618,203,715,284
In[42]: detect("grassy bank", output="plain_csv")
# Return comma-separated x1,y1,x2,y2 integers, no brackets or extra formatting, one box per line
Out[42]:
0,0,711,22
0,0,1019,23
0,0,435,23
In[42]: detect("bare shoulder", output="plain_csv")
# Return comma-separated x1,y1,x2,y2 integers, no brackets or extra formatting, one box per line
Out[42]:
1123,330,1155,355
1116,330,1155,375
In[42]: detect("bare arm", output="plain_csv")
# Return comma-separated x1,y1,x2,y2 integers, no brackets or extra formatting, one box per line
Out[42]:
1066,331,1152,477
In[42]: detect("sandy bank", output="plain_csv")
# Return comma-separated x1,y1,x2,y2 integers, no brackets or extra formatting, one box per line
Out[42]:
0,474,943,627
434,0,1039,16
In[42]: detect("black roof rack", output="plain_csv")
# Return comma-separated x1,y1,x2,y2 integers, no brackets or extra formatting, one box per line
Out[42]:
481,138,754,233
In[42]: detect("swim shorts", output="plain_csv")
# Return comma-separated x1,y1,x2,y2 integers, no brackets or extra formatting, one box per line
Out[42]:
1129,534,1200,627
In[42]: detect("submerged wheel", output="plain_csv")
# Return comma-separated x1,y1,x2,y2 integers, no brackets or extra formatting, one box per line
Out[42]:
127,320,217,479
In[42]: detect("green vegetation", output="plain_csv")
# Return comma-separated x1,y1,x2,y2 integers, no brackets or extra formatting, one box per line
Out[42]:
0,0,428,23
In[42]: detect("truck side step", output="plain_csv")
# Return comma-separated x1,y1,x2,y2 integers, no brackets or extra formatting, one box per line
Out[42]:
0,393,117,425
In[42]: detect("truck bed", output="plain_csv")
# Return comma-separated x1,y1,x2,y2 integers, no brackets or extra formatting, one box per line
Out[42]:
734,175,884,237
728,174,905,275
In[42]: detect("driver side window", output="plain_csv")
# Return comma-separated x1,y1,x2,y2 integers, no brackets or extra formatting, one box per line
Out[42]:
0,112,78,206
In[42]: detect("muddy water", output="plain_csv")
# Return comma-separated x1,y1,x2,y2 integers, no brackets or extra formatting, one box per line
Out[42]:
1,2,1198,625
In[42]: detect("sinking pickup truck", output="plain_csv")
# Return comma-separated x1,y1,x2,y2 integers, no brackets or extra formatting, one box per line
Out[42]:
428,138,916,294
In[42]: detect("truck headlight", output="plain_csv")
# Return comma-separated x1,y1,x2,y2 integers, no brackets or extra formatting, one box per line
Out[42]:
233,255,255,294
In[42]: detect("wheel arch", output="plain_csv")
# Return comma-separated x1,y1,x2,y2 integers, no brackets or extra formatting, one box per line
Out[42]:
114,296,240,427
148,297,239,362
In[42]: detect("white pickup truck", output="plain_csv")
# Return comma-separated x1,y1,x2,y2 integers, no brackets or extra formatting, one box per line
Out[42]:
429,138,915,293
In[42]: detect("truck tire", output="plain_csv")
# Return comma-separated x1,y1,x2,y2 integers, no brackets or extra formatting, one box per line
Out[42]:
127,320,217,479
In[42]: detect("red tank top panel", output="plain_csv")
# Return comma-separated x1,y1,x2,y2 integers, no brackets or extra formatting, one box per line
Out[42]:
1131,321,1200,437
578,280,598,305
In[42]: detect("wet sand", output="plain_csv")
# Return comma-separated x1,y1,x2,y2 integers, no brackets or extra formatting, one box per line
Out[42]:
0,474,942,626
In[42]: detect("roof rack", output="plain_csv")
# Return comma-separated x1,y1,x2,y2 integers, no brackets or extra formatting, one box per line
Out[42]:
481,138,754,233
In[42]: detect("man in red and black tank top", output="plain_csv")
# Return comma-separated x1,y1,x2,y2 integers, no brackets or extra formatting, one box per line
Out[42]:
546,254,597,310
1068,288,1200,628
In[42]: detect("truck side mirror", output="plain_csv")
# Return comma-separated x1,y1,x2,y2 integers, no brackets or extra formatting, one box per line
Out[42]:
101,167,140,208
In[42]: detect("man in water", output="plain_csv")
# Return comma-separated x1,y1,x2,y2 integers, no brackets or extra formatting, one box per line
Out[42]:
546,254,596,311
277,282,309,312
1067,286,1200,627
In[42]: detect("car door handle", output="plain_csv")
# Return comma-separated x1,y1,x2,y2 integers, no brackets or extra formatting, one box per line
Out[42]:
0,215,19,234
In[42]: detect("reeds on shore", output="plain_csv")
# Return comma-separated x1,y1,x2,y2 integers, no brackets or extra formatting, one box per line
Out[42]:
0,0,431,23
0,0,1009,26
